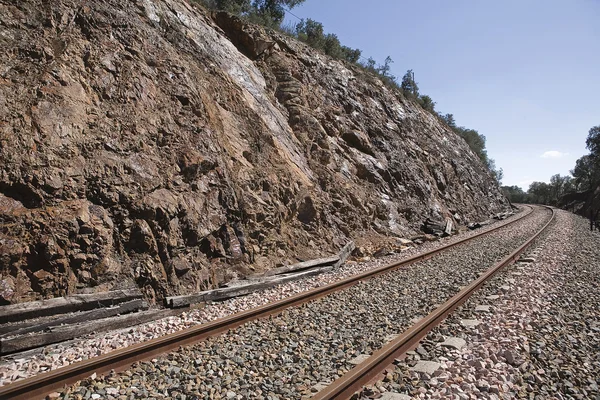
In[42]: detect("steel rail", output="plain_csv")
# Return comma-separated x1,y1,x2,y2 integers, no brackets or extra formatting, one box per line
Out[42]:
312,206,555,400
0,206,535,400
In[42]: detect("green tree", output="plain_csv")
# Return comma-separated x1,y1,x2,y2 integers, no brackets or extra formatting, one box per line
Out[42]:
377,56,393,78
586,125,600,156
528,181,551,204
440,115,499,180
419,95,435,112
501,185,529,203
323,34,343,58
364,57,376,72
454,126,488,165
488,159,503,184
375,56,397,86
295,20,361,63
548,174,573,205
212,0,251,13
571,154,598,191
341,46,361,63
296,18,325,49
251,0,306,27
441,113,456,129
401,69,419,97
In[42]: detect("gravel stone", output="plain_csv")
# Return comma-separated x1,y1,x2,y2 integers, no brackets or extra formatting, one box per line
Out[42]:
359,209,600,400
38,206,552,400
0,208,534,389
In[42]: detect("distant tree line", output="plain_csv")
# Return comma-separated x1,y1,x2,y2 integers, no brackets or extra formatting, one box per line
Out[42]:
501,125,600,210
196,0,503,181
502,175,574,205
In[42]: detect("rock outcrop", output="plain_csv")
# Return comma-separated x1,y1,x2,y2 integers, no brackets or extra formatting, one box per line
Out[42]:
0,0,508,304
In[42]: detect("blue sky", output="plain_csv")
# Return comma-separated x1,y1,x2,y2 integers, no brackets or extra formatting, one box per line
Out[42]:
284,0,600,189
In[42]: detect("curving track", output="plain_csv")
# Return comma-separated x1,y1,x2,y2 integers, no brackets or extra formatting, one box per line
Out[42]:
0,206,553,400
315,206,554,399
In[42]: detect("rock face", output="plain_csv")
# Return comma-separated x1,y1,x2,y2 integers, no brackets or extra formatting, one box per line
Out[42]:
0,0,508,303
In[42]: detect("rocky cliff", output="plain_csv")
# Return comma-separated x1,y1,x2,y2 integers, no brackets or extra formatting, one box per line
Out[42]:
0,0,508,304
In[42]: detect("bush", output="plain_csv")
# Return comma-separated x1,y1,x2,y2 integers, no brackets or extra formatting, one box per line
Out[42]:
419,95,435,112
295,19,361,63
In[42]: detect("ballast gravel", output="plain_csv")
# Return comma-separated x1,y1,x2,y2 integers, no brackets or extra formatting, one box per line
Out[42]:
360,209,600,400
0,208,530,387
53,207,550,399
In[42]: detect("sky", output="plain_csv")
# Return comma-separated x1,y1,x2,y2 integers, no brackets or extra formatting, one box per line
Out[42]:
283,0,600,190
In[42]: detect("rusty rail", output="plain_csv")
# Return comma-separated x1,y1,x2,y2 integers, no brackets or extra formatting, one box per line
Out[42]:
312,206,554,400
0,206,536,400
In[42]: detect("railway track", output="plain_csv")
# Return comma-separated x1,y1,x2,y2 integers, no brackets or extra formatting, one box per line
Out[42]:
314,206,554,399
0,205,553,400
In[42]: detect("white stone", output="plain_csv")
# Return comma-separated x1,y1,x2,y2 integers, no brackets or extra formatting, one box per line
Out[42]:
349,354,371,365
411,360,441,375
440,337,467,350
379,393,412,400
475,305,491,312
461,319,480,327
519,257,536,263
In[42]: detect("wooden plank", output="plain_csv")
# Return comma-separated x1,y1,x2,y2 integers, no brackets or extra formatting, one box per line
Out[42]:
263,256,339,277
206,267,334,302
166,292,207,309
0,300,147,338
0,317,61,336
167,266,333,308
263,241,354,276
167,241,355,308
0,289,143,323
0,309,178,355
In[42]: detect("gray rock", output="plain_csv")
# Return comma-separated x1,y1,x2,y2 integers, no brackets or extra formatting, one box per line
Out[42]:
440,337,467,350
410,361,441,375
348,354,371,365
380,393,412,400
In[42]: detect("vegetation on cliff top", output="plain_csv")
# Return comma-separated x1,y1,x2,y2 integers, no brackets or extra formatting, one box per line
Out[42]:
195,0,503,183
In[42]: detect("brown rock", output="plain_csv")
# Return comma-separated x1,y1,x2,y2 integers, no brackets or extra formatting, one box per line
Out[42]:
0,1,509,303
129,220,158,255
